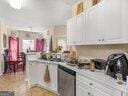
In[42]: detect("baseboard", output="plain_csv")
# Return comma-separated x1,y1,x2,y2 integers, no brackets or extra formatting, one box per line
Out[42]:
37,84,60,95
29,84,60,95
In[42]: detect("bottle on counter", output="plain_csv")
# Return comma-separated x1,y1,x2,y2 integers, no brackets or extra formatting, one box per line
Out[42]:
90,60,95,72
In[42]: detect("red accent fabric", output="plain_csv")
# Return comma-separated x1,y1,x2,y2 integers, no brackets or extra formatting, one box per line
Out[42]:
36,39,45,52
9,36,19,61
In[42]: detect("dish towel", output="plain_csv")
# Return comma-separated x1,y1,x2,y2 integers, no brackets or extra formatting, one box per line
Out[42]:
44,65,51,83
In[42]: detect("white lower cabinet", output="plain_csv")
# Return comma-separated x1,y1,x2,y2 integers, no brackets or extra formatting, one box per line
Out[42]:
76,73,124,96
37,63,58,92
77,82,93,96
94,88,111,96
28,62,38,85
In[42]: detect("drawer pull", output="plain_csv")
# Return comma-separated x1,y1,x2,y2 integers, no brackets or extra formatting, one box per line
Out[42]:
88,93,91,95
90,83,93,85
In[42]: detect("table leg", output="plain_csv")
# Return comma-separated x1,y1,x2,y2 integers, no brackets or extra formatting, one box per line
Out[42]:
14,63,16,73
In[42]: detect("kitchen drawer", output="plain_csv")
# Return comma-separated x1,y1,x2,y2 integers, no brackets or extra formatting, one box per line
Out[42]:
77,74,113,95
76,81,93,96
77,74,94,87
94,81,113,95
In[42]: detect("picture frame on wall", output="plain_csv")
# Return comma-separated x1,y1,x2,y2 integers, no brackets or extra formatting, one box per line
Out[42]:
77,2,84,15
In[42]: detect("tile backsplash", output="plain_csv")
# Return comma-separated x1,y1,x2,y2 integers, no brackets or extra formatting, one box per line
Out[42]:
71,45,128,60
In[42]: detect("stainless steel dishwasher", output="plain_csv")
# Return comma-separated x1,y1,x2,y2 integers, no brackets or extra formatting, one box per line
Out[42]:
58,65,76,96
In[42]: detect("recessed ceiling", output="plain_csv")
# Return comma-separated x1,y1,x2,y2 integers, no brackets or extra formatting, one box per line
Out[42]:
0,0,77,32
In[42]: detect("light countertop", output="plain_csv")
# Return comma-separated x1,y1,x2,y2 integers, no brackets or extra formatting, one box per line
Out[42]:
28,59,128,92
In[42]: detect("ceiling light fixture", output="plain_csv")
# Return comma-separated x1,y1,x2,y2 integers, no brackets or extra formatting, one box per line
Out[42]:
10,0,22,9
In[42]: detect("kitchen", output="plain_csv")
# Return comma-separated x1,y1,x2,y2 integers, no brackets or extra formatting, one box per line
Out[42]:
0,0,128,96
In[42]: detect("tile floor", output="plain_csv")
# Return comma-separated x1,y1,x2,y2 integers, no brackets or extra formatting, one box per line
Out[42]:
0,72,58,96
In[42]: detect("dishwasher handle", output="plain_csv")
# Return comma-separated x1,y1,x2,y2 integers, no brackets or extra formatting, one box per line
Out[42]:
58,65,76,76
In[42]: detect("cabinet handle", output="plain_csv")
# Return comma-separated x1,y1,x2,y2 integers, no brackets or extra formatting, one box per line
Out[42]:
90,83,93,86
99,39,101,41
88,93,91,95
102,39,105,41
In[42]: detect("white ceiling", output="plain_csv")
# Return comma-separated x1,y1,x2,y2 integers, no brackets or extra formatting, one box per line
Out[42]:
0,0,77,32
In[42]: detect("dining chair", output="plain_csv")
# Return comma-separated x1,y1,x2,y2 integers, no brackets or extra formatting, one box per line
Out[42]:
17,52,26,71
3,49,14,74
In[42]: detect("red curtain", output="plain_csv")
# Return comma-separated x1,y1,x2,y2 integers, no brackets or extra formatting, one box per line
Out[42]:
36,39,45,52
9,36,19,61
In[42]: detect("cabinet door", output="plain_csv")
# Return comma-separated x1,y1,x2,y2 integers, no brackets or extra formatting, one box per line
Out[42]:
77,84,90,96
103,0,123,43
76,82,92,96
94,88,111,96
29,62,38,85
112,90,123,96
86,5,102,44
123,0,128,43
37,63,58,92
76,13,85,45
67,17,76,45
67,19,73,45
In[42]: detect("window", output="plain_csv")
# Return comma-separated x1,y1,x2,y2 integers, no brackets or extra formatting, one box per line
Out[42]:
22,40,34,52
57,37,67,51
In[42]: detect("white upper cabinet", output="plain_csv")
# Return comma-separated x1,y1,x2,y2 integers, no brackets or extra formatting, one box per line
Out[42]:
85,5,102,44
123,0,128,43
67,0,127,45
76,13,85,45
67,18,73,45
67,13,85,45
67,17,76,45
85,0,123,44
103,0,123,44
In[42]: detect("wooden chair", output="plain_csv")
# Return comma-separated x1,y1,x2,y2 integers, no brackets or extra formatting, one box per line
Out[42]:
3,54,14,74
17,52,26,71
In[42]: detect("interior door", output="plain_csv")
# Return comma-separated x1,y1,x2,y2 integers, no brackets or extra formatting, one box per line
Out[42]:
103,0,123,43
85,5,102,44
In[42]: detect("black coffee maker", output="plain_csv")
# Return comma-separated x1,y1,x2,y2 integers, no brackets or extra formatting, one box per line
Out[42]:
106,53,128,81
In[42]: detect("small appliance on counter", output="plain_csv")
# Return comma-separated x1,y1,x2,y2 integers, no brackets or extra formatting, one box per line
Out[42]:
61,51,70,62
77,60,90,69
91,59,107,70
40,52,52,60
106,53,128,81
51,53,61,62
